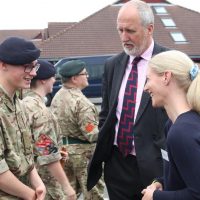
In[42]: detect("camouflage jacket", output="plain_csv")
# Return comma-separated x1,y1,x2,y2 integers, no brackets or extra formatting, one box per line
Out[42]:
22,90,62,166
0,86,34,198
51,87,99,152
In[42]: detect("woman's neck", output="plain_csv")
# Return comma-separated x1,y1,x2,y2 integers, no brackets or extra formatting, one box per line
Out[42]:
164,94,190,123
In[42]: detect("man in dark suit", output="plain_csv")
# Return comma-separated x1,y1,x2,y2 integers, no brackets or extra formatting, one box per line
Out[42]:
87,0,168,199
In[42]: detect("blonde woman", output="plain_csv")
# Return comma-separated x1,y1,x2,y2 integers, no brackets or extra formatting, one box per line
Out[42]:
142,50,200,200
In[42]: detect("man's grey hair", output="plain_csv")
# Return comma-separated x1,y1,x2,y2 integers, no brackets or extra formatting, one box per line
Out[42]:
130,0,154,27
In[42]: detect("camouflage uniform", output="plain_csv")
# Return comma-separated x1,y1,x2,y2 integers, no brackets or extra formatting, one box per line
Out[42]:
22,90,66,200
51,87,104,200
0,86,34,199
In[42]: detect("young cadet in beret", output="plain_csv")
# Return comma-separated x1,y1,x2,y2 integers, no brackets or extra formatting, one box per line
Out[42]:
0,37,46,199
22,60,76,200
51,60,104,200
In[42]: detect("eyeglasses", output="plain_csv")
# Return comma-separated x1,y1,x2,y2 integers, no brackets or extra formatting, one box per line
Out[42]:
23,63,40,73
77,72,89,78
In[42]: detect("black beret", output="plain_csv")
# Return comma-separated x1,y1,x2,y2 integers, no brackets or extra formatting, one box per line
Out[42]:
59,60,86,77
34,60,56,80
0,37,40,65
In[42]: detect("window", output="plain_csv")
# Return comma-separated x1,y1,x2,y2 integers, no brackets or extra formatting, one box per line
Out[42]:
86,64,104,80
154,6,168,15
170,32,187,43
161,18,176,27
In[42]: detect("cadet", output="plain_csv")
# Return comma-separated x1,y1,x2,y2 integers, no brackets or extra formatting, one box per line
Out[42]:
51,60,104,200
0,37,46,199
22,60,76,200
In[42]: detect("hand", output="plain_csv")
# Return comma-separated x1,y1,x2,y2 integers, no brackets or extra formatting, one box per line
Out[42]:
35,185,46,200
24,190,36,200
63,185,77,200
60,149,69,161
141,182,162,200
149,181,163,191
141,187,154,200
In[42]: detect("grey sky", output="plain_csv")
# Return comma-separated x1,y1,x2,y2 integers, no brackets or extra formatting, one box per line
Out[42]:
0,0,199,30
0,0,116,30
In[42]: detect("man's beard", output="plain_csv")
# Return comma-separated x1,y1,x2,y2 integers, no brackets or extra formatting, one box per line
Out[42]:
123,37,147,57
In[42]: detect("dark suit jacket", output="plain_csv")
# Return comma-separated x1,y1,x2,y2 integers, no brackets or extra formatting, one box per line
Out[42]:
87,43,169,190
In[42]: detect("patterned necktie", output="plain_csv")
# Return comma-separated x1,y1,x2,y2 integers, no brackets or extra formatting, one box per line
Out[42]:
117,57,142,156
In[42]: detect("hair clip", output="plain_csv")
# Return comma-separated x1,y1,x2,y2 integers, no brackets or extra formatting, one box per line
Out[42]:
190,64,199,80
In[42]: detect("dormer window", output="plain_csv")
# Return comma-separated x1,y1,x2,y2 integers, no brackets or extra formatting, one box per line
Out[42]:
161,18,176,28
154,6,168,15
170,32,187,43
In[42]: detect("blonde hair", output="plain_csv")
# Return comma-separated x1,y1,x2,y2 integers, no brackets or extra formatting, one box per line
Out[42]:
149,50,200,113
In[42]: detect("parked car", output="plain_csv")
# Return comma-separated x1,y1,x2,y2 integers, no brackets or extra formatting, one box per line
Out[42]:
46,54,114,106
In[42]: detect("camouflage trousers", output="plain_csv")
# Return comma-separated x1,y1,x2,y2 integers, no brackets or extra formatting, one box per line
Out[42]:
44,183,66,200
64,152,104,200
38,167,66,200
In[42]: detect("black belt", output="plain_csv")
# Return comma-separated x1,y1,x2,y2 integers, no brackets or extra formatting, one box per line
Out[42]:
68,137,91,144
